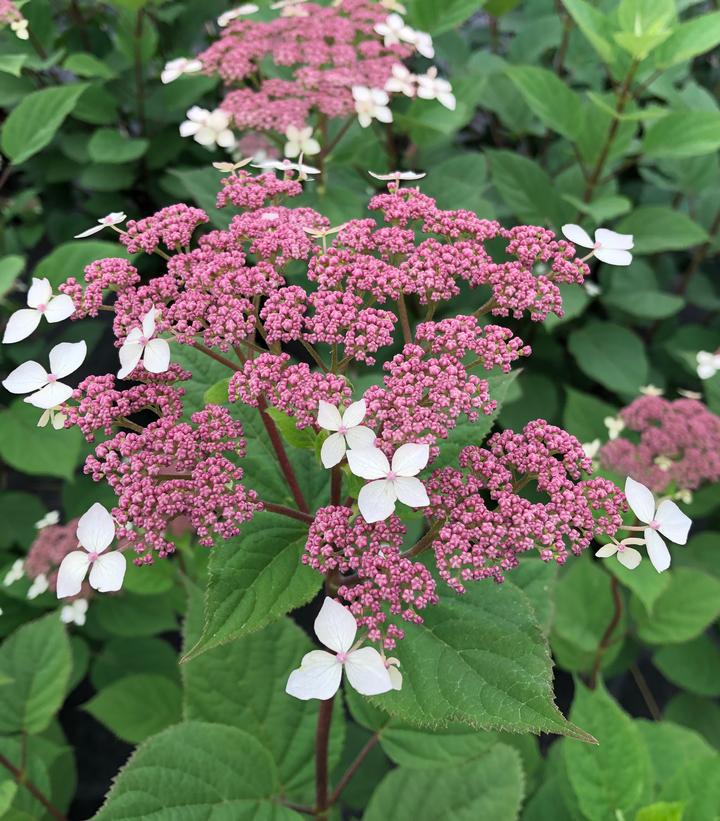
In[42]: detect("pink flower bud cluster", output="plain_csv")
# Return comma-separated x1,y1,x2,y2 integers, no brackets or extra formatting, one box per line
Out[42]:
119,204,209,255
59,258,141,320
600,395,720,492
198,0,412,134
304,507,438,649
425,420,626,592
84,405,261,561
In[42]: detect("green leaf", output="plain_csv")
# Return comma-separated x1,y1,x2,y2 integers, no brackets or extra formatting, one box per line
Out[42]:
91,637,180,690
664,694,720,749
510,556,558,636
183,511,319,661
371,580,593,741
95,722,299,820
0,614,71,734
658,755,720,821
563,682,653,821
0,253,24,298
88,128,149,163
168,166,228,228
568,321,648,396
637,720,715,788
183,593,344,801
562,388,617,443
421,153,492,213
364,745,525,821
634,803,685,821
653,634,720,697
203,377,230,404
93,592,178,638
63,52,116,79
1,83,88,165
0,491,47,550
0,737,52,818
83,674,182,744
607,559,670,615
408,0,486,35
0,54,28,77
487,149,572,226
35,240,132,288
561,0,617,64
551,559,626,673
616,206,708,253
631,568,720,645
644,111,720,159
0,400,83,480
653,11,720,68
506,65,584,140
265,407,317,450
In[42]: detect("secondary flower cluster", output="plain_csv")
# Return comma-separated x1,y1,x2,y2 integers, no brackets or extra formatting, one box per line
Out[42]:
600,395,720,493
0,0,28,40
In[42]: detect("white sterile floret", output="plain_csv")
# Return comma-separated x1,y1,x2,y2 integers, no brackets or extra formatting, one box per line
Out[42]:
595,537,645,570
253,158,321,178
212,158,253,173
56,503,127,598
352,86,393,128
317,399,376,468
3,559,24,586
27,573,49,600
161,57,203,84
35,511,60,530
286,597,395,699
2,340,87,410
74,212,126,239
604,415,625,440
180,107,236,149
60,599,88,626
696,350,720,381
416,67,455,110
369,170,425,182
284,125,321,158
2,277,75,343
561,224,634,266
347,443,430,523
624,477,692,573
384,64,416,97
218,4,259,26
117,309,170,379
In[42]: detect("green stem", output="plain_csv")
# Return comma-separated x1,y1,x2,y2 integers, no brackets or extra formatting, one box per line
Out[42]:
314,696,335,816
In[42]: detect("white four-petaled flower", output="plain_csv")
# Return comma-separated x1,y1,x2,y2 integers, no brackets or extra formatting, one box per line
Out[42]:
416,67,456,110
595,537,645,570
35,510,60,530
384,64,415,97
3,559,24,586
27,573,49,600
180,107,236,149
161,57,203,84
253,159,321,178
56,503,127,598
352,86,393,129
561,224,634,266
218,4,259,26
317,399,376,468
696,350,720,381
2,277,75,343
60,599,88,626
74,212,126,239
369,170,426,182
284,125,320,158
374,13,410,46
347,443,430,523
624,477,692,573
2,340,87,410
117,309,170,379
604,415,625,440
286,597,394,699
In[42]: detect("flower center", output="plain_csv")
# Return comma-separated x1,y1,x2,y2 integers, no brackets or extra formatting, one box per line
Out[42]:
386,470,397,481
139,335,149,345
337,425,348,435
87,551,99,563
37,303,47,314
336,651,348,663
47,374,57,383
617,543,626,552
593,240,602,249
649,519,659,530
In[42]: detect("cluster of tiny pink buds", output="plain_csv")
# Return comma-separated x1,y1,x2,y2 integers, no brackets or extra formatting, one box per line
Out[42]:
119,204,209,254
600,395,720,493
59,258,141,320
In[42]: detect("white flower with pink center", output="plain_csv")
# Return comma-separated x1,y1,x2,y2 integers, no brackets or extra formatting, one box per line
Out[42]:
2,340,86,410
347,442,430,523
56,503,127,598
2,277,75,344
352,86,393,129
595,537,645,570
117,309,170,379
317,398,376,468
286,597,394,699
74,211,126,239
561,224,634,266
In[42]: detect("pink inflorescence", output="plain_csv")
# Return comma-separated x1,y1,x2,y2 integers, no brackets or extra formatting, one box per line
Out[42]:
600,395,720,492
425,420,626,592
198,0,412,135
304,507,438,648
120,204,209,255
0,0,23,28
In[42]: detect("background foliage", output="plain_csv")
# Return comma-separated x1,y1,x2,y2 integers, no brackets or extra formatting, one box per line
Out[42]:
0,0,719,818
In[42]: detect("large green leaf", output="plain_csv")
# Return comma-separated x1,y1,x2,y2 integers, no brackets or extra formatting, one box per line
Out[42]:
0,614,72,734
561,0,617,64
637,720,715,789
408,0,486,35
653,634,720,697
653,11,720,68
643,111,720,159
568,321,648,396
183,593,344,801
35,240,132,288
1,83,88,164
563,682,653,821
658,755,720,821
364,744,524,821
183,511,319,661
88,128,149,163
371,580,593,741
616,207,708,253
506,65,584,140
562,388,617,443
95,722,301,820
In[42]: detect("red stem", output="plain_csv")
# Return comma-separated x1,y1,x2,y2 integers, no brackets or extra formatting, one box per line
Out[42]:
257,397,309,513
328,732,380,807
263,502,313,525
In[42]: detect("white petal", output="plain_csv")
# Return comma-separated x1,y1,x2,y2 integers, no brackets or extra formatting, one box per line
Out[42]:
391,443,429,477
438,92,456,111
56,551,90,598
44,294,75,323
27,278,52,308
89,551,126,592
2,361,48,394
77,502,116,553
141,309,157,338
341,399,366,428
344,426,376,449
194,126,217,146
49,340,86,379
697,362,717,380
285,650,343,700
317,400,342,431
321,432,347,468
74,224,107,238
595,228,633,250
595,544,619,558
314,597,357,654
594,248,633,266
625,477,656,524
142,338,170,373
393,476,429,509
388,664,403,690
374,107,393,124
25,382,73,409
655,500,692,545
561,224,594,248
645,528,671,573
3,309,42,343
117,342,144,379
344,647,394,695
358,479,397,523
179,120,201,138
216,129,236,149
347,447,390,480
617,546,642,570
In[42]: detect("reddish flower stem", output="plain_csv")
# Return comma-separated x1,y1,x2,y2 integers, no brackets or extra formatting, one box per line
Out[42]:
327,732,381,807
263,502,313,525
0,753,67,820
257,397,309,513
